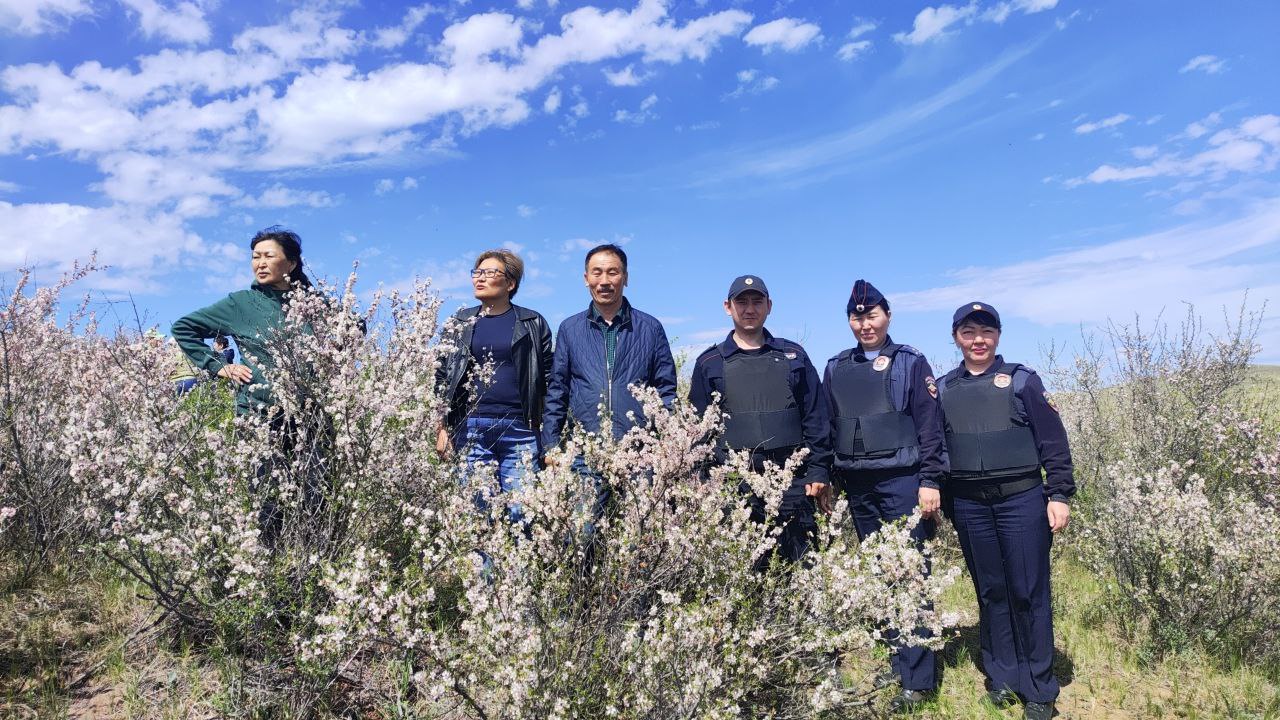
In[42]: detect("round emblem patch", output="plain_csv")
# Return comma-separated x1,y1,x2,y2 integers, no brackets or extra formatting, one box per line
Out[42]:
873,355,891,372
993,373,1012,388
972,304,983,310
744,277,754,285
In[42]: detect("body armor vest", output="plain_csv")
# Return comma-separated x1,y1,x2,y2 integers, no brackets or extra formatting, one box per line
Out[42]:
721,349,804,452
940,363,1041,478
828,346,919,459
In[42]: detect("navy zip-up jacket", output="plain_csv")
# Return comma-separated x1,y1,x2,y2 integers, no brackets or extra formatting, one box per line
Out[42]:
822,337,948,488
540,298,678,452
688,330,831,487
937,355,1076,502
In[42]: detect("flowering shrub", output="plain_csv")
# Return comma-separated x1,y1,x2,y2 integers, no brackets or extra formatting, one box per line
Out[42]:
1049,304,1280,665
0,263,99,589
15,269,958,716
1078,460,1280,665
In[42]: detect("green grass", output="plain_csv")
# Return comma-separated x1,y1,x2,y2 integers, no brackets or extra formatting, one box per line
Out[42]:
5,553,1279,718
848,554,1280,719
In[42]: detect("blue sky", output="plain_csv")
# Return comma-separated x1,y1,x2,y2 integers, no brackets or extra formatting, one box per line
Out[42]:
3,0,1279,375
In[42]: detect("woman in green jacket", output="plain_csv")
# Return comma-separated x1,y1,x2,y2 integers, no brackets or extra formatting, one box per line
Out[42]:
171,227,312,416
171,227,316,545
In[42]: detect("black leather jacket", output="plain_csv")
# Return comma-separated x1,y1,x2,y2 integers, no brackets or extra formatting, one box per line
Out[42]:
436,304,554,432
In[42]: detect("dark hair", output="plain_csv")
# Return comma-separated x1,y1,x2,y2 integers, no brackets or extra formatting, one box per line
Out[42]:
584,243,628,272
213,335,228,349
474,249,525,299
250,226,313,288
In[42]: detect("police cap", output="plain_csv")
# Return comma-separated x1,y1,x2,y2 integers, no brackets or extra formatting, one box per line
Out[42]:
727,275,769,300
952,301,1002,330
847,279,889,316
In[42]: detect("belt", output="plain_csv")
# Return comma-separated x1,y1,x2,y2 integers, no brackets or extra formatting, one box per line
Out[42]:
945,475,1041,501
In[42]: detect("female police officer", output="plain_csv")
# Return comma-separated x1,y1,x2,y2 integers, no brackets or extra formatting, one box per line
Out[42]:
937,302,1073,720
823,280,946,712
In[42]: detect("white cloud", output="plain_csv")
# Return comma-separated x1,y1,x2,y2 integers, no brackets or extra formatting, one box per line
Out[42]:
118,0,211,45
240,183,337,209
543,86,562,113
1031,132,1045,141
374,176,418,194
0,179,19,192
893,3,976,45
983,0,1058,24
0,200,237,287
893,198,1280,333
743,17,822,53
613,93,658,124
847,19,877,39
1183,111,1222,139
516,204,535,217
0,0,91,35
1073,114,1280,186
1180,54,1227,75
0,0,761,288
370,4,434,49
696,42,1034,186
898,0,1054,44
723,68,779,99
603,63,651,86
1074,113,1130,134
1130,145,1159,160
837,40,871,61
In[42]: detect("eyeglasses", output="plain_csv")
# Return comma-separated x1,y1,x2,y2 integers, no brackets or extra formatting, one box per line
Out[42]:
471,269,508,279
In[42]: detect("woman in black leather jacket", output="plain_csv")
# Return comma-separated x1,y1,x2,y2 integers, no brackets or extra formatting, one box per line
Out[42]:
435,249,553,523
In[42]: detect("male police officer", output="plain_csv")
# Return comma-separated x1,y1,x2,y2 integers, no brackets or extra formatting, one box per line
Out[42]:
824,279,946,711
688,275,831,563
937,302,1073,720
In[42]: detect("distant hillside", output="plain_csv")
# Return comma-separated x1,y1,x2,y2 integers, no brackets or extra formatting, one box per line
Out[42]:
1248,364,1280,383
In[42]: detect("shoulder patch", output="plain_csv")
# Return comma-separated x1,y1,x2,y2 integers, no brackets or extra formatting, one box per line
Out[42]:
1043,391,1059,412
784,351,798,360
925,375,938,398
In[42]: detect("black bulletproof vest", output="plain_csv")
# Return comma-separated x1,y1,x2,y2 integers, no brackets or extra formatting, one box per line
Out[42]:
940,363,1041,478
828,347,918,458
720,349,804,452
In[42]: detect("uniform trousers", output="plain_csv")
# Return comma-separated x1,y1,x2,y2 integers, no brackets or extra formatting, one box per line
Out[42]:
841,469,937,691
949,483,1059,703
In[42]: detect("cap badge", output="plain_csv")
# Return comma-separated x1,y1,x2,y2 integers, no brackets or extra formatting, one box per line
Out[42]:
856,303,865,312
873,355,891,372
744,277,754,285
993,373,1012,388
972,304,983,311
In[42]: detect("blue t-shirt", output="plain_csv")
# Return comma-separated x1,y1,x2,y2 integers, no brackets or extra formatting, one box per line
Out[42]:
469,308,523,418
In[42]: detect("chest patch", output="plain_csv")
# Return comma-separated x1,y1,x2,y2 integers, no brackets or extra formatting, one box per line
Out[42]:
993,372,1012,388
873,355,891,372
784,352,797,360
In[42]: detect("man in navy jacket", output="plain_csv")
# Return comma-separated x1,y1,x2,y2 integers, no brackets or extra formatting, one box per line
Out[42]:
541,244,679,478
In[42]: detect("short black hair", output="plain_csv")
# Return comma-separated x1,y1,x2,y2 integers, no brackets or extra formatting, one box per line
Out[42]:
584,243,628,272
213,335,228,348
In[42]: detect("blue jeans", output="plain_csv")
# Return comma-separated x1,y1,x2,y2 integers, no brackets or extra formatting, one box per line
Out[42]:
456,416,539,525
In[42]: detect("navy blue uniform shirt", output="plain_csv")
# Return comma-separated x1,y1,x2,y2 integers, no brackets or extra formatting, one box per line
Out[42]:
940,355,1076,502
688,330,831,486
822,338,948,489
